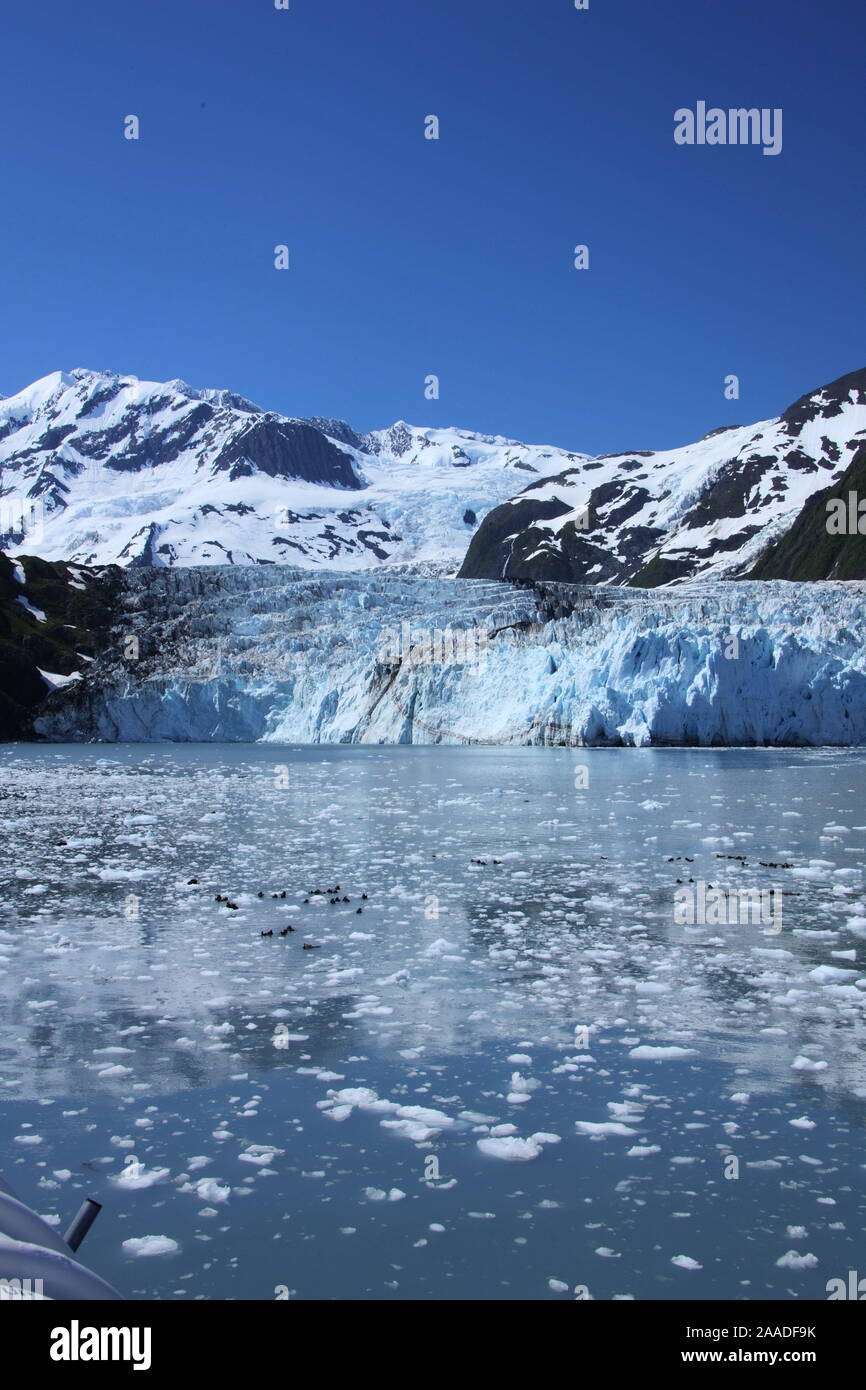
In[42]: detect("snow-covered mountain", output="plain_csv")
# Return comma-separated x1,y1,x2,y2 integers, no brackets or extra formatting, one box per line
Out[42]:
2,365,865,585
460,368,866,586
34,567,866,747
0,369,586,572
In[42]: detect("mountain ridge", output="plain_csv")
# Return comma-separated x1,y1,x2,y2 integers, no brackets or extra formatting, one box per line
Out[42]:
1,366,864,584
459,367,866,587
0,368,583,572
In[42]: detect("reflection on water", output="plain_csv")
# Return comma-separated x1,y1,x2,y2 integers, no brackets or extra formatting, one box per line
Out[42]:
0,744,864,1300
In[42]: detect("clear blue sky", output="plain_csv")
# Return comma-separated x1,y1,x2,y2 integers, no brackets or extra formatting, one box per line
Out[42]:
1,0,863,454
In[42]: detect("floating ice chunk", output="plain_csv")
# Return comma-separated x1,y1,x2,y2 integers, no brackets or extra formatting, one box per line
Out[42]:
507,1072,541,1104
394,1105,454,1127
575,1121,637,1137
790,1056,828,1072
775,1250,818,1270
238,1145,284,1166
381,1119,439,1142
628,1045,696,1060
112,1165,170,1190
90,867,156,881
320,1086,400,1121
809,965,858,983
671,1255,702,1271
477,1132,558,1161
122,1235,180,1257
195,1178,230,1203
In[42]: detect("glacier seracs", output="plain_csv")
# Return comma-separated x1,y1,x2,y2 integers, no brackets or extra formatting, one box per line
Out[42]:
33,569,866,747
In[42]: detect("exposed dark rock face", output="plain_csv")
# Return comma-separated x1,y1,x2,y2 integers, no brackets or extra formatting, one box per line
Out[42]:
460,495,575,579
215,417,362,488
0,552,121,739
749,445,866,581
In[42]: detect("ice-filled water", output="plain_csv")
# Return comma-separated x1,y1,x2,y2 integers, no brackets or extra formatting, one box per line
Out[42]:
1,742,865,1301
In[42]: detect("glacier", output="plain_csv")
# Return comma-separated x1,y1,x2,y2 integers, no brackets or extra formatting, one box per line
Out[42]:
33,568,866,746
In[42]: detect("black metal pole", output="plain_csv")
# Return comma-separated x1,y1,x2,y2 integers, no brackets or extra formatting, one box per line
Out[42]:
64,1198,102,1252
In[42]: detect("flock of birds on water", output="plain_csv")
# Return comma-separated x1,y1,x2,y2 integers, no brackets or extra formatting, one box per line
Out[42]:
181,848,804,954
186,879,371,950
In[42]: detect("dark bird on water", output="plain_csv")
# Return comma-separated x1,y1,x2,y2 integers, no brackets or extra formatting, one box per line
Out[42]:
261,930,273,937
187,878,199,885
280,925,294,936
302,942,321,950
356,907,363,914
